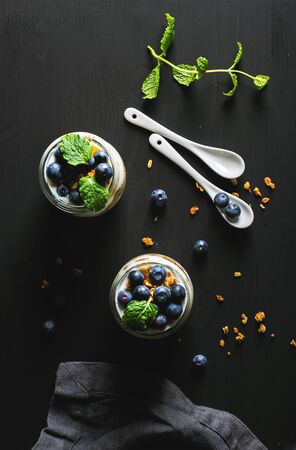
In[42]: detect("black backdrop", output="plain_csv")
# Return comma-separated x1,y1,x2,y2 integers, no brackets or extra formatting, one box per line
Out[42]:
1,1,295,449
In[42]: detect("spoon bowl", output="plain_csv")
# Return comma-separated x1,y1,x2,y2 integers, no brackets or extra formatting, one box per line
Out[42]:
149,134,254,229
124,107,245,179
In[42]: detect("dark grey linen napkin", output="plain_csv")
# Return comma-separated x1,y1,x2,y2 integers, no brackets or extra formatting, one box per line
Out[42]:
33,361,267,450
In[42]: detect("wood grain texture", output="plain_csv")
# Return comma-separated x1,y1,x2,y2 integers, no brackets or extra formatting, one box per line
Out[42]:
0,1,295,449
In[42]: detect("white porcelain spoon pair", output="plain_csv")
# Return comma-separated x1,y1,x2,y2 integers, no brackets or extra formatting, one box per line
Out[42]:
124,107,254,229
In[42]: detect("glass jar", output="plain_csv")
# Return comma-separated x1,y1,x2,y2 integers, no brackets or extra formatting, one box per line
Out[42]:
110,253,194,339
39,131,126,217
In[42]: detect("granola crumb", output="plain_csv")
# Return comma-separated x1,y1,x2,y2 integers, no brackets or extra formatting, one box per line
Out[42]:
227,351,231,356
262,197,270,204
233,327,239,334
232,192,240,198
216,294,224,303
260,204,266,210
231,178,238,186
254,311,265,322
253,187,262,197
147,159,153,169
241,313,248,325
72,268,82,277
270,333,276,338
219,339,225,348
235,332,245,343
41,279,50,289
234,271,241,278
190,206,200,216
243,181,251,191
70,182,78,190
264,177,272,186
222,326,229,335
154,216,158,222
142,237,154,247
55,257,63,266
269,182,276,190
290,339,296,348
258,323,267,334
87,169,95,177
195,181,204,192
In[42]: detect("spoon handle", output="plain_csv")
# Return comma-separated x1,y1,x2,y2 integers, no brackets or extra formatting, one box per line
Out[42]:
148,134,216,199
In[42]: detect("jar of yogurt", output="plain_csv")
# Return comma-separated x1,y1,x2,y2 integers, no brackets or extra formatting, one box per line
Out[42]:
110,254,194,339
39,132,126,217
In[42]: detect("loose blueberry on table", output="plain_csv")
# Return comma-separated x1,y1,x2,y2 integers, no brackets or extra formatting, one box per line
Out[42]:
118,264,186,332
192,354,207,368
193,239,209,255
46,133,113,213
150,189,168,208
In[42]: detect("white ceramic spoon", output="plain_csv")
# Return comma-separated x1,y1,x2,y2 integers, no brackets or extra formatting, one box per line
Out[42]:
149,134,254,229
124,107,245,179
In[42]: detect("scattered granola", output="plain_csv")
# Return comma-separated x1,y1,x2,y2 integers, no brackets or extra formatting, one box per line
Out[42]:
290,339,296,348
262,197,270,204
260,204,266,210
254,311,265,322
72,268,82,277
231,178,238,186
219,339,225,347
190,206,200,216
258,323,267,334
241,313,248,325
243,181,251,191
227,351,231,356
235,332,245,343
222,326,229,335
253,187,262,197
270,333,276,338
41,279,50,289
142,237,154,247
154,216,158,222
234,271,242,278
264,176,276,189
55,257,63,266
216,294,224,303
195,181,204,192
147,159,153,169
233,327,239,334
232,192,240,197
87,169,95,177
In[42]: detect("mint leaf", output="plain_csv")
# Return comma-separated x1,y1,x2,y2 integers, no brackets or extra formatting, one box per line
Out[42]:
196,57,208,79
229,41,243,69
60,134,92,166
122,300,158,331
173,64,196,86
160,13,175,55
223,73,238,96
79,176,109,212
142,65,161,99
253,74,270,90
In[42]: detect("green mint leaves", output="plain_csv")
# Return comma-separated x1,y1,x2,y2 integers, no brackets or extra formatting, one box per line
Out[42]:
122,300,158,331
60,134,92,166
142,14,270,99
79,176,109,212
142,13,175,99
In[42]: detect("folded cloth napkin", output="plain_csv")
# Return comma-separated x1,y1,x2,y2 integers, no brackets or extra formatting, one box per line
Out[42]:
33,362,267,450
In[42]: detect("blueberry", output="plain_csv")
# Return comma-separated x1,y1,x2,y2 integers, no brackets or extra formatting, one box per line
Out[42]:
193,239,209,255
192,354,207,368
170,284,186,302
133,285,151,301
54,147,64,163
46,162,62,182
149,265,167,285
42,319,56,334
95,163,114,183
153,286,171,306
225,202,241,219
88,156,96,168
214,192,230,208
117,289,133,306
128,270,144,286
153,314,168,329
57,184,69,197
94,150,108,164
150,189,168,208
69,189,82,205
165,302,183,319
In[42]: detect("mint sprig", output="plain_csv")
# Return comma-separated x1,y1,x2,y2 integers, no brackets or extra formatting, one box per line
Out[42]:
122,299,158,331
79,176,109,212
142,14,270,98
142,13,175,99
60,134,92,166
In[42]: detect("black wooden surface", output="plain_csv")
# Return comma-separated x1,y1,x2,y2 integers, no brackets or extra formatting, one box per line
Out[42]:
1,1,295,449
